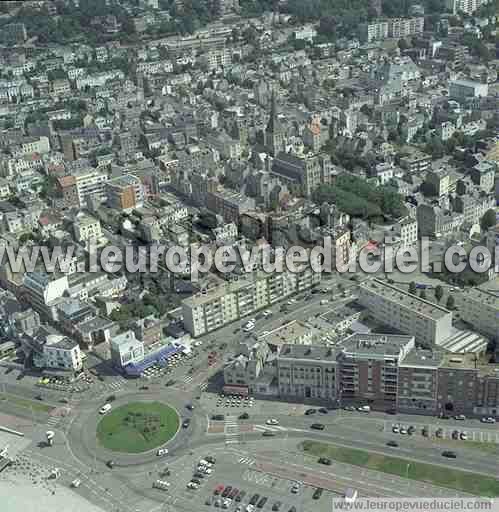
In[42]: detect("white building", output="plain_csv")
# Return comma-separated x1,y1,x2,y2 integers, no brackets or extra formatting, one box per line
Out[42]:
446,0,489,14
110,330,145,369
42,334,83,372
358,279,453,345
456,288,499,341
397,216,418,249
182,268,321,337
73,213,103,242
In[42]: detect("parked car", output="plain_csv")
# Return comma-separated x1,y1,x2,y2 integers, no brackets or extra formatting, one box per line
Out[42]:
266,418,279,425
214,484,224,495
318,408,328,414
235,490,246,502
257,497,268,508
106,460,115,468
157,448,169,456
250,494,260,505
387,440,399,447
454,414,466,420
442,451,457,458
222,486,232,498
262,431,275,437
212,414,225,421
182,418,191,428
272,501,282,511
205,456,217,464
239,412,249,420
313,488,324,500
436,428,443,438
304,409,317,415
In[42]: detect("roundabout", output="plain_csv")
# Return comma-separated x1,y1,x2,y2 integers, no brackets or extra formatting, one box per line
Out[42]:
96,401,180,453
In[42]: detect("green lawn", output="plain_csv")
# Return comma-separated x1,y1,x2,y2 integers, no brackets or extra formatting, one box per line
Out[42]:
97,401,179,453
437,439,499,456
0,393,54,413
302,440,499,497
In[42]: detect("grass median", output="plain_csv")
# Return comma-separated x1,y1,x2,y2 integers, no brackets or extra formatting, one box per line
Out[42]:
0,393,54,414
97,401,179,453
301,440,499,497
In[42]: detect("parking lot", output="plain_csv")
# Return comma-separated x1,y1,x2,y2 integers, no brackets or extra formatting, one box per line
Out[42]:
156,450,339,512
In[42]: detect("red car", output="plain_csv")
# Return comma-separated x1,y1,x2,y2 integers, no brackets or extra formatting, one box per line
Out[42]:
230,488,239,499
214,484,224,495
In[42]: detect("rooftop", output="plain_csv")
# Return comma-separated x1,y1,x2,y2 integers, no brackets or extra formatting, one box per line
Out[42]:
278,343,337,362
339,332,415,359
460,288,499,310
360,279,452,320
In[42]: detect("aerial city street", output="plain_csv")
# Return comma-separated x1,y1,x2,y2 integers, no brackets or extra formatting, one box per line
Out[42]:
0,0,498,511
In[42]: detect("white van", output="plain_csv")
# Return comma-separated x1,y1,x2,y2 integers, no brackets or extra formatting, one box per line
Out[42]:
99,403,112,414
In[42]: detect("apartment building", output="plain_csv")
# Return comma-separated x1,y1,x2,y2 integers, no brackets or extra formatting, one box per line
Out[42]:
388,17,424,39
277,344,338,401
224,334,499,415
359,20,389,42
456,289,499,341
400,151,431,174
22,273,69,321
449,80,489,101
397,217,418,249
106,174,144,212
182,269,321,337
397,349,442,414
360,17,423,42
446,0,489,14
73,213,103,242
42,335,83,372
337,334,415,406
358,279,453,345
57,169,108,208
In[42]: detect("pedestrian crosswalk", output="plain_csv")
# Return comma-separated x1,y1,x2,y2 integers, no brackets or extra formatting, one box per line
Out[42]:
224,416,241,445
46,416,61,428
253,424,288,433
238,456,256,466
107,377,127,390
199,381,208,391
181,375,193,384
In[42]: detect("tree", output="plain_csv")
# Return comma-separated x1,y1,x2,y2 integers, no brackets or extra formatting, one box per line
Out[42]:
446,295,455,310
480,209,496,231
434,285,444,303
409,281,417,295
419,290,426,300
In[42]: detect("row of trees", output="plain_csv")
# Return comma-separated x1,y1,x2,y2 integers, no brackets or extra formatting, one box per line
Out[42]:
313,174,407,222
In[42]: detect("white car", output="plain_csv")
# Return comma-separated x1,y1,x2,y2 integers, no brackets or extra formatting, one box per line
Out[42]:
243,324,255,332
99,404,112,415
71,478,81,488
198,466,213,474
460,432,468,440
199,459,213,467
399,427,407,435
194,341,203,347
392,425,399,433
187,482,198,489
481,417,496,424
266,418,279,425
262,310,272,318
157,448,169,456
246,505,255,512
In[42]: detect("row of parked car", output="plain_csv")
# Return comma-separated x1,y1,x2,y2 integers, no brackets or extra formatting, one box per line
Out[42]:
210,485,303,511
187,456,217,490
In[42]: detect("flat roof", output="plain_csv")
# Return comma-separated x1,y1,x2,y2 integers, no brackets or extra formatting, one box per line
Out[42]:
340,332,414,358
278,344,338,362
360,279,452,320
399,348,445,369
460,288,499,310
